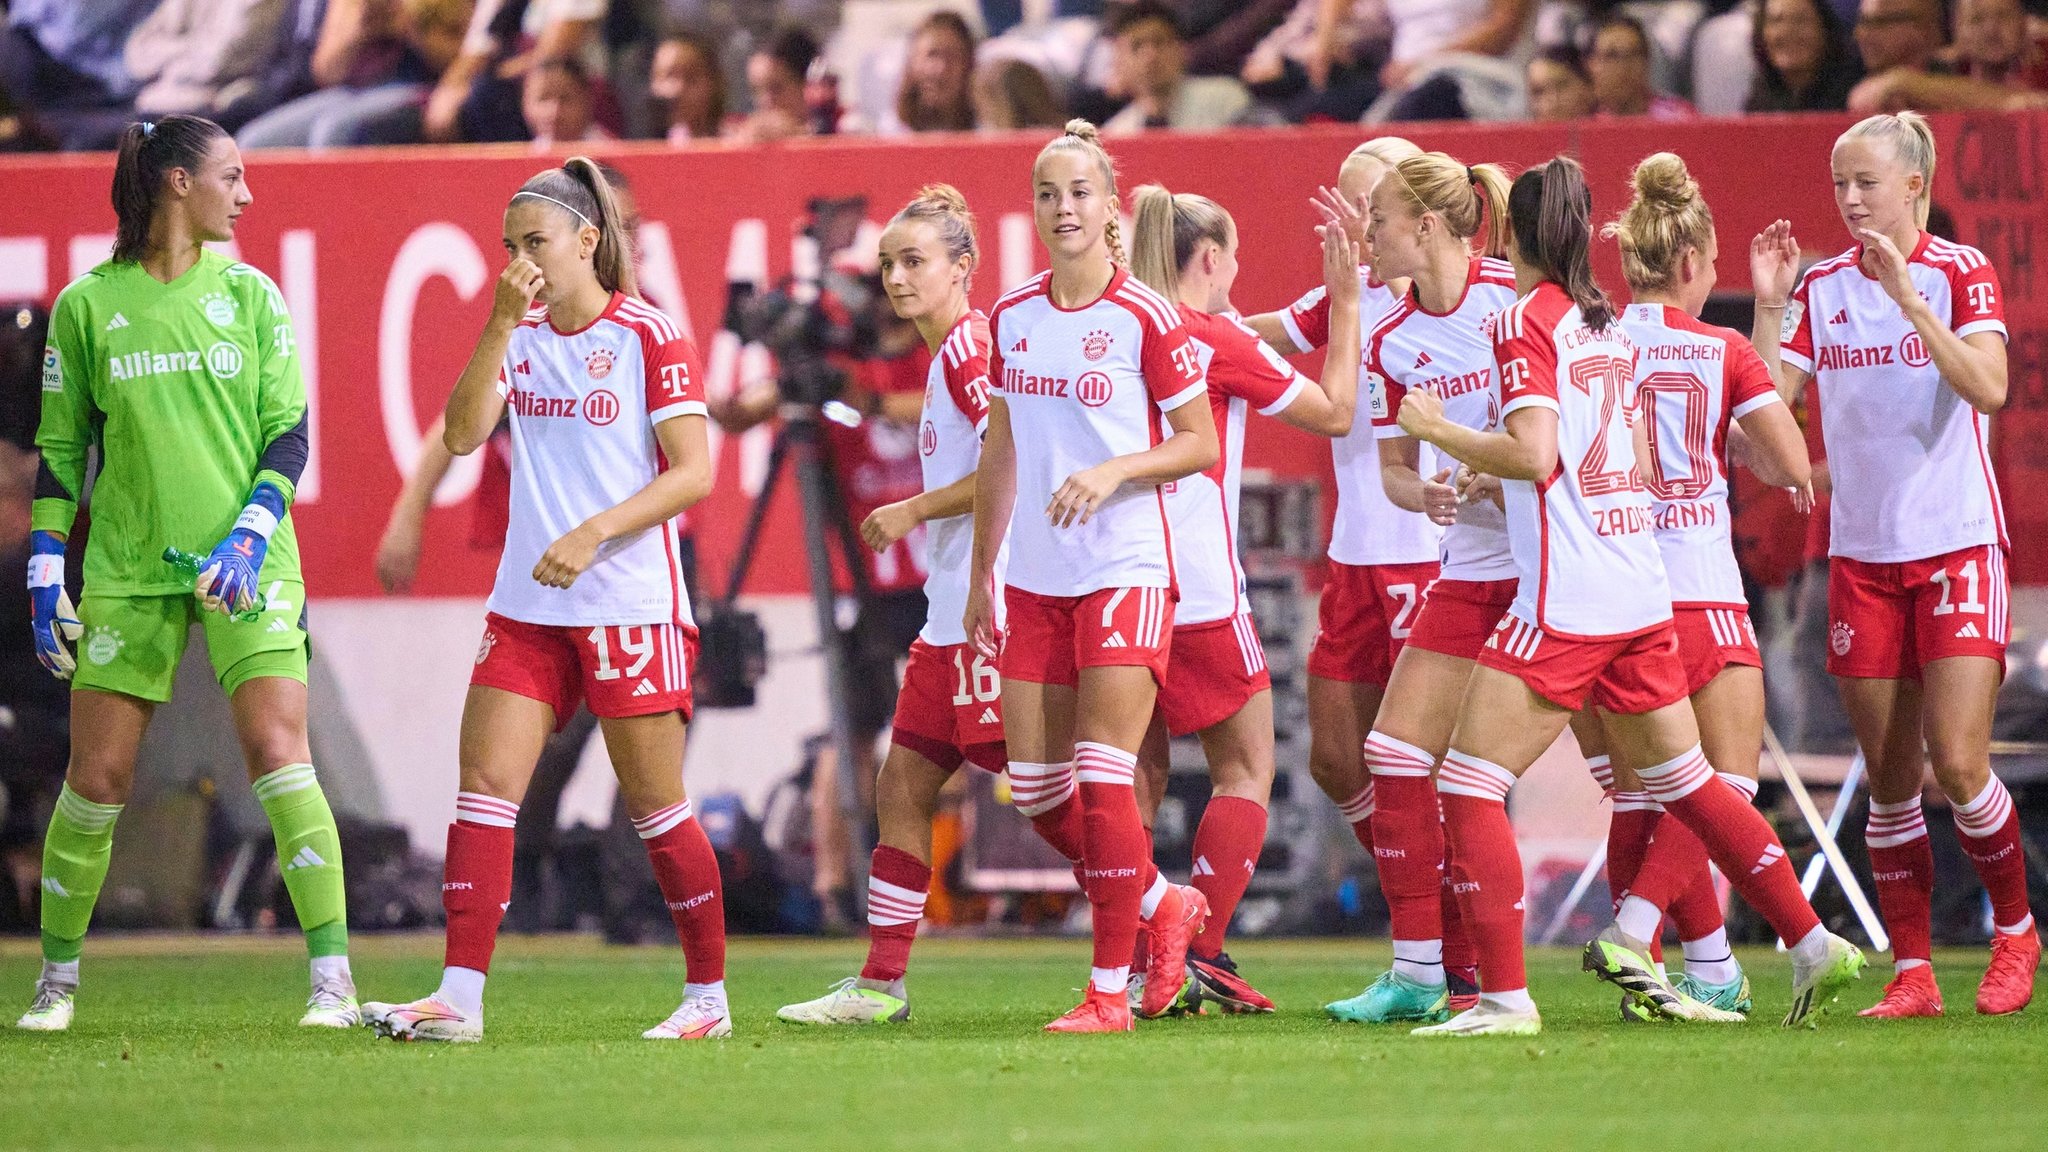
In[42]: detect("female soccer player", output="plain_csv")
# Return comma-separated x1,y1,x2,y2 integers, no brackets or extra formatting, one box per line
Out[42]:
1598,152,1815,1017
777,185,1005,1025
1125,184,1363,1013
363,158,725,1042
1400,156,1863,1037
22,115,355,1033
1319,150,1521,1025
1751,112,2037,1017
966,120,1220,1032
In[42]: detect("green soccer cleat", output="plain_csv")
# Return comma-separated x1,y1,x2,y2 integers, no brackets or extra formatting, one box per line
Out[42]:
16,982,74,1032
299,973,361,1029
1582,924,1742,1022
1674,969,1753,1017
775,977,909,1025
1411,1002,1541,1037
1325,970,1450,1024
1785,933,1866,1028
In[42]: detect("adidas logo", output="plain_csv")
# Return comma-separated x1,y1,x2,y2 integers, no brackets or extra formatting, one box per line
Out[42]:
1956,622,1982,639
632,679,658,697
266,618,290,633
513,359,532,375
1828,309,1847,325
1415,350,1432,369
41,876,69,898
105,313,129,331
978,706,1000,725
285,847,326,871
1009,337,1028,352
1750,844,1785,875
1100,631,1128,649
1192,855,1216,877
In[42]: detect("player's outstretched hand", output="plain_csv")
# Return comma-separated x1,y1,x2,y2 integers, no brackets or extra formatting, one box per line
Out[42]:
1321,221,1359,306
27,531,81,680
493,257,545,324
533,522,604,589
1750,219,1800,309
861,499,919,554
1046,462,1124,529
196,529,266,617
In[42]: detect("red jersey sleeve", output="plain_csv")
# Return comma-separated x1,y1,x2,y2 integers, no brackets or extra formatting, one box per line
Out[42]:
944,314,994,433
633,308,705,424
1947,254,2007,340
1206,315,1307,414
1280,284,1331,353
1779,269,1817,376
1141,308,1206,411
1725,338,1782,420
1495,295,1561,419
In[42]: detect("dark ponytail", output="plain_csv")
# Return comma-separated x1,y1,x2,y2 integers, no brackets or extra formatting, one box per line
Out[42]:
111,115,228,264
1508,156,1613,332
511,156,638,297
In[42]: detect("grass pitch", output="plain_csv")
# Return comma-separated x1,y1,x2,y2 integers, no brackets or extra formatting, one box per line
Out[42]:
1,934,2042,1151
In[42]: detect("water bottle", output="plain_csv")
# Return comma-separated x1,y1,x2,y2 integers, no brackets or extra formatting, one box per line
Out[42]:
162,546,267,622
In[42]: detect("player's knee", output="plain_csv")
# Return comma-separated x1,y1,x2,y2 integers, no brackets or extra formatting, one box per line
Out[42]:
1306,742,1355,796
64,755,135,806
1926,749,1991,803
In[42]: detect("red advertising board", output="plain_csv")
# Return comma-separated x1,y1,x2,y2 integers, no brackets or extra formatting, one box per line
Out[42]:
1,112,2040,593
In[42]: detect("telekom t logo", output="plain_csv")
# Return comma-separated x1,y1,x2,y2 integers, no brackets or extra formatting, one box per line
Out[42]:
1500,357,1531,394
659,363,691,398
1170,344,1200,380
1966,282,1997,316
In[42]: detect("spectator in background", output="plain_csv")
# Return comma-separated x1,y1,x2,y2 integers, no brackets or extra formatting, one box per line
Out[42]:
1746,0,1862,113
0,0,157,149
426,0,609,144
1854,0,2048,109
884,11,977,134
1851,0,1947,76
240,0,472,148
972,58,1067,130
1587,13,1694,118
522,54,611,146
1239,0,1393,122
1526,43,1595,120
648,28,726,143
1183,0,1297,80
1102,0,1253,134
1377,0,1536,121
117,0,298,141
728,25,817,142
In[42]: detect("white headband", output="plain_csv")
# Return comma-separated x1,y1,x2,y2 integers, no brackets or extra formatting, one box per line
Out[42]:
511,190,593,229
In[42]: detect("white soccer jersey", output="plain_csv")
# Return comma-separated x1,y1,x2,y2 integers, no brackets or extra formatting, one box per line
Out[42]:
1781,233,2009,562
486,293,706,628
1168,306,1311,625
1619,303,1783,607
1279,268,1441,566
1496,282,1670,639
1367,258,1521,582
988,269,1206,597
918,310,1004,646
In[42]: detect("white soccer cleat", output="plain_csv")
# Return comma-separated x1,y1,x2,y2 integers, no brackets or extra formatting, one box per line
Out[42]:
1126,972,1146,1014
1411,1001,1543,1037
366,994,482,1043
1786,931,1867,1027
299,974,361,1029
644,991,732,1040
16,982,74,1032
775,977,909,1025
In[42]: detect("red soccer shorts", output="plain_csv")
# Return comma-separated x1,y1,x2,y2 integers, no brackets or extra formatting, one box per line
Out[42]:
1307,560,1440,687
1827,544,2010,679
891,638,1007,773
1671,604,1762,696
1405,577,1518,662
1478,614,1690,715
471,612,697,729
1000,585,1174,687
1157,613,1271,736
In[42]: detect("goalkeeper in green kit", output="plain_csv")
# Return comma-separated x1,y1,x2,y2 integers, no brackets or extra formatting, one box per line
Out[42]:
19,115,356,1032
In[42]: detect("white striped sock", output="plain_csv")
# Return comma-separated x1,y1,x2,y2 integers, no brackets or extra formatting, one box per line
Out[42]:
455,792,520,829
632,798,694,840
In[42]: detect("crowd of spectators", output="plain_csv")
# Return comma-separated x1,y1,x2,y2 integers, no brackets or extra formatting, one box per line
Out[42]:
1,0,2045,152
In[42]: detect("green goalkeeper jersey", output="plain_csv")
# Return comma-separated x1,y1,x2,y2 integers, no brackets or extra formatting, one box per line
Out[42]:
35,251,306,596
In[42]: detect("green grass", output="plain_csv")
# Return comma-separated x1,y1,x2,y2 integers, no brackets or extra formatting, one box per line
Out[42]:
2,935,2043,1151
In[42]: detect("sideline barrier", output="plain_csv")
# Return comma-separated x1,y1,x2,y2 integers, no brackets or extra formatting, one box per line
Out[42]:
1,112,2041,593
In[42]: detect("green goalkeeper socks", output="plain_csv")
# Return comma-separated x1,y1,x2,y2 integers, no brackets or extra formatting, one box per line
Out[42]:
39,784,123,965
252,763,349,959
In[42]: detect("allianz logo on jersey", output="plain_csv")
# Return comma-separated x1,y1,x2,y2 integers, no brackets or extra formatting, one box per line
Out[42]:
1002,366,1114,408
507,384,621,426
1813,332,1931,371
1419,368,1491,400
108,343,244,382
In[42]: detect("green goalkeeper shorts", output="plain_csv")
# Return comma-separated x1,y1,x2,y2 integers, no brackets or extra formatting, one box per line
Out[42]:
71,578,309,703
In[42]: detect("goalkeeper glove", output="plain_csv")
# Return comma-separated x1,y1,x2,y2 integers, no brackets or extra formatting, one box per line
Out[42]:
28,530,82,680
197,483,284,617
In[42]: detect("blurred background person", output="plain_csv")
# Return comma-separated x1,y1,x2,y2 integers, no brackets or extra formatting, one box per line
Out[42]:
1587,13,1694,118
1102,0,1253,134
1746,0,1863,113
1526,43,1595,121
1239,0,1393,123
522,54,610,146
1855,0,2048,109
646,27,726,144
241,0,473,149
972,58,1066,131
882,10,977,134
0,0,156,150
729,25,818,142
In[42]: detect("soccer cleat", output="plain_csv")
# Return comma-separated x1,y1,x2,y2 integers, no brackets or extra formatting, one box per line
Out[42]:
1325,970,1449,1024
1446,965,1481,1013
644,992,732,1040
1411,1001,1542,1037
1125,972,1146,1013
1188,951,1275,1014
16,982,74,1032
1975,929,2039,1016
299,975,361,1028
366,994,482,1043
1138,885,1209,1019
1674,969,1753,1017
1045,984,1134,1033
1785,932,1866,1027
1617,991,1657,1024
1582,925,1745,1023
775,977,909,1025
1858,965,1943,1018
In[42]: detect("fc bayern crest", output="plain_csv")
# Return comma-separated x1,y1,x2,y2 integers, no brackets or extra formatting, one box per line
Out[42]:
1081,329,1112,361
586,347,615,379
1830,620,1854,656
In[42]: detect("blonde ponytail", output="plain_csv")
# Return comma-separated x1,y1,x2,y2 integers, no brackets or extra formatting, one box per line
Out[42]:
1129,184,1233,302
1838,110,1937,229
512,157,639,298
1388,152,1513,257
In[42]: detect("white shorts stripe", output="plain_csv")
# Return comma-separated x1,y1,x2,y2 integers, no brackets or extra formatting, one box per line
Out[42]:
1102,587,1130,630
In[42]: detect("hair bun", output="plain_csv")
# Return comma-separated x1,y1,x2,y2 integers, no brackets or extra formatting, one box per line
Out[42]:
1062,118,1101,143
1632,152,1696,211
915,183,970,216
